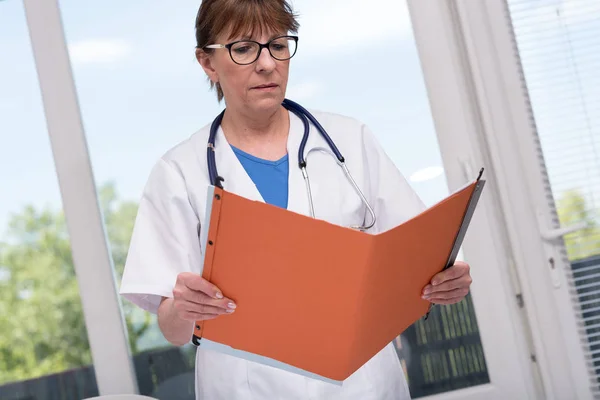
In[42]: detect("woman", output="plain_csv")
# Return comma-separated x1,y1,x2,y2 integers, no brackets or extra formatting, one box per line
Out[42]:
120,0,473,399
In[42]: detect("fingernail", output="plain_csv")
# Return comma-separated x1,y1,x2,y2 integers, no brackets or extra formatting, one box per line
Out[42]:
227,302,237,309
432,280,440,286
215,292,223,299
422,295,430,300
423,286,432,295
226,309,235,314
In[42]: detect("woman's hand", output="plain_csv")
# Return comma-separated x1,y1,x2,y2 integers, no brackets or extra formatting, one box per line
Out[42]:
421,261,472,305
171,272,237,321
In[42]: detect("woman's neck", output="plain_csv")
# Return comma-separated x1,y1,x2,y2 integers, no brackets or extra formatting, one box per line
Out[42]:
221,105,289,160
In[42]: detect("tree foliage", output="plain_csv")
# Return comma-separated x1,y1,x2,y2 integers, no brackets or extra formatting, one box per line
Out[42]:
0,183,151,385
556,190,600,261
1,184,597,386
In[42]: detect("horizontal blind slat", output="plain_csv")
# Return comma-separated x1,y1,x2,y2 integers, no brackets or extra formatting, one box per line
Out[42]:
514,21,600,39
515,25,600,44
518,45,600,64
573,273,600,285
525,74,600,91
509,0,600,12
506,10,596,29
576,306,600,316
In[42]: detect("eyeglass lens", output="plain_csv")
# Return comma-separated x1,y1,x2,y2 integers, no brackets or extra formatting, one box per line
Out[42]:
230,37,297,64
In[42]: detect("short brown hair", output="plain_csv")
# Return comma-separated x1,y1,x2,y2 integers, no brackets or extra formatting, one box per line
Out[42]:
195,0,300,102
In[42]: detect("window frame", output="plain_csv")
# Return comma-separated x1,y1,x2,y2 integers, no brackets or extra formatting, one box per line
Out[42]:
21,0,584,397
22,0,138,394
442,0,594,398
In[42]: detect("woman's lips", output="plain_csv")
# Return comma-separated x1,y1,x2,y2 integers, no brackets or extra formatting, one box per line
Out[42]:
252,84,278,91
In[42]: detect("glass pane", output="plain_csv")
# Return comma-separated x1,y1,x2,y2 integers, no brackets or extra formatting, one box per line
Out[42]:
507,0,600,389
507,0,600,259
299,1,490,395
57,0,489,398
58,1,200,397
0,2,98,399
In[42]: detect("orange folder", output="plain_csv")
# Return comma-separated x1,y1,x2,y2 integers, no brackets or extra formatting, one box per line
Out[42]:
192,170,486,383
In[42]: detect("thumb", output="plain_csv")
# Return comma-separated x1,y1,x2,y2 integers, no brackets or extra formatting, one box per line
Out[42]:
180,272,223,299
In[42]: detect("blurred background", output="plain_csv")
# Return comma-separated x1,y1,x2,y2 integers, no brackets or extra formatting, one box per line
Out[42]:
1,0,599,399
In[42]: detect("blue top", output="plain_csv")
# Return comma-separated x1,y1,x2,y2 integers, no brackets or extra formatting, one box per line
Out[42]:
231,146,289,209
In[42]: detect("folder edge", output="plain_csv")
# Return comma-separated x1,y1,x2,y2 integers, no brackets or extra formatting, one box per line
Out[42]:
424,175,486,320
200,339,344,386
192,185,220,345
443,179,486,271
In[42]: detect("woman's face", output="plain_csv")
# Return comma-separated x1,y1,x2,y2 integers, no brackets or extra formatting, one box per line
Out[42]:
199,29,291,115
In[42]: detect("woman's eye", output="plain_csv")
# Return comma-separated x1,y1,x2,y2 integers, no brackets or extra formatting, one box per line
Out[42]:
233,46,252,54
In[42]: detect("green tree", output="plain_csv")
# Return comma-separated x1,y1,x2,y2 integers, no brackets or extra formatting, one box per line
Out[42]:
0,183,151,385
98,183,154,354
556,189,600,261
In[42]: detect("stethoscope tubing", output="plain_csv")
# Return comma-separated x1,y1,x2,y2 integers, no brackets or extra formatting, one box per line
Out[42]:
206,99,376,230
207,98,343,186
281,98,344,166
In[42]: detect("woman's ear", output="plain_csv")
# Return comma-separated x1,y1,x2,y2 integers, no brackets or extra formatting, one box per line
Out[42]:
196,48,219,84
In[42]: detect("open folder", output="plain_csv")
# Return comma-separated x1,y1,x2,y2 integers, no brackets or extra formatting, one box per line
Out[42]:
192,170,486,385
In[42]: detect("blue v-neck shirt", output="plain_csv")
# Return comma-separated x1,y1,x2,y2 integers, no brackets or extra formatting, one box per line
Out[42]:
231,146,289,209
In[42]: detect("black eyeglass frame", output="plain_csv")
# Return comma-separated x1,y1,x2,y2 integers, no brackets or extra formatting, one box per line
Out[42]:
203,35,299,65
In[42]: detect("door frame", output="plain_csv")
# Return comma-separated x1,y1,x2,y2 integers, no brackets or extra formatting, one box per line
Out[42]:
410,0,593,399
23,0,578,397
408,0,546,399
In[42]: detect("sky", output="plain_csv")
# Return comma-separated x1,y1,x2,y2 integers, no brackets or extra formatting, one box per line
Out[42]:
0,0,598,234
0,0,445,232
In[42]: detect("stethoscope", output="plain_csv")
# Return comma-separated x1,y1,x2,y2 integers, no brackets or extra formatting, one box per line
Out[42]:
207,98,376,231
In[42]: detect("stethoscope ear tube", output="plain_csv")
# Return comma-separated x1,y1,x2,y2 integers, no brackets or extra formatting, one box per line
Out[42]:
207,99,342,185
282,101,310,169
281,99,345,167
208,110,226,188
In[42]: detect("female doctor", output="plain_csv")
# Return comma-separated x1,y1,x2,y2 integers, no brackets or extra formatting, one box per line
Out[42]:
120,0,473,399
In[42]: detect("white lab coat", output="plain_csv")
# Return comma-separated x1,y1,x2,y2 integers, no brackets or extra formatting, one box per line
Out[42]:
120,108,426,400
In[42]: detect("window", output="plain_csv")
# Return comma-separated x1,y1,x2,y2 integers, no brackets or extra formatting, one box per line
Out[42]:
0,1,98,398
507,0,600,393
56,0,489,397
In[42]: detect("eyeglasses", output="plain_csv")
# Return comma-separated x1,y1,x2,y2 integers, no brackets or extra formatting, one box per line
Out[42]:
204,35,298,65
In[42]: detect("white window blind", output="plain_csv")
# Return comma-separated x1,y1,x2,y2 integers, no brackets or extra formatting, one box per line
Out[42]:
506,0,600,395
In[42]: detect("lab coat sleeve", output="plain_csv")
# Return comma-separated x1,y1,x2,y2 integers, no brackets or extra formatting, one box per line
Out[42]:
361,124,427,234
119,158,201,314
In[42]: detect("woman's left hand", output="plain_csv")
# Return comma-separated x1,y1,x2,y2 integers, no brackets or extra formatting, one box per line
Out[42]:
421,261,472,305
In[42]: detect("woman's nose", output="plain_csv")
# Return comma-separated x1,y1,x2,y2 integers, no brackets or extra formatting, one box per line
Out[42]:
255,48,276,72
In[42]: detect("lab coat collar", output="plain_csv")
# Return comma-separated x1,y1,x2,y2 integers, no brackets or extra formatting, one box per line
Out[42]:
214,124,263,203
212,110,315,217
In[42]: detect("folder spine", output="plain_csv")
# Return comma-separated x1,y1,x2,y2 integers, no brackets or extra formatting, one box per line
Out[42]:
345,237,389,379
192,187,225,346
425,176,486,320
443,180,486,271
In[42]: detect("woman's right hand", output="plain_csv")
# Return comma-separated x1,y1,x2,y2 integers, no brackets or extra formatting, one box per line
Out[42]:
171,272,237,322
